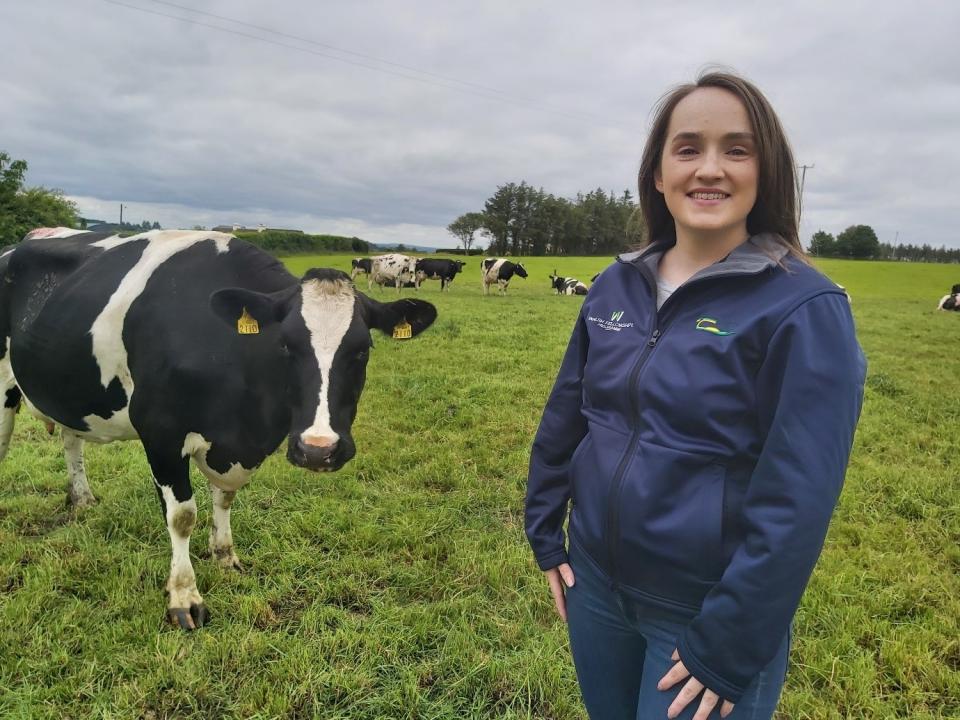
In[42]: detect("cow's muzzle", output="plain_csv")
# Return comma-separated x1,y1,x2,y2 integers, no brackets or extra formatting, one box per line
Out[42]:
287,435,343,472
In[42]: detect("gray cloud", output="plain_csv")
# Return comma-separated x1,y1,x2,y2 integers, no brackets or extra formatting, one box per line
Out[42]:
3,0,958,247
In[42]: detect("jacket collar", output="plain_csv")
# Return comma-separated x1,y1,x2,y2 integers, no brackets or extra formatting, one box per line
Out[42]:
618,233,790,282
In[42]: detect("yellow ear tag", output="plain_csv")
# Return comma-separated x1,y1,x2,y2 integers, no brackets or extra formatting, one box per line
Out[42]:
237,307,260,335
392,320,413,339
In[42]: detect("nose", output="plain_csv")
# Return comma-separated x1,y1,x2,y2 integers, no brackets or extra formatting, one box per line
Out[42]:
695,149,724,180
302,434,339,460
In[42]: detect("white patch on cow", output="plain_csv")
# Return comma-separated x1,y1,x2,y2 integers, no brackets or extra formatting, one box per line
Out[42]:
0,339,16,461
158,484,203,612
181,432,254,492
62,429,96,507
0,247,14,260
88,231,236,419
208,483,241,569
371,253,417,292
299,278,356,444
23,227,88,241
482,258,509,295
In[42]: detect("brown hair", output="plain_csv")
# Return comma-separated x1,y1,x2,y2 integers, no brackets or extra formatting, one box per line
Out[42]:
636,70,807,262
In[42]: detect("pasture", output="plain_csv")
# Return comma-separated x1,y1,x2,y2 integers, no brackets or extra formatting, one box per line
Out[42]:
1,253,959,719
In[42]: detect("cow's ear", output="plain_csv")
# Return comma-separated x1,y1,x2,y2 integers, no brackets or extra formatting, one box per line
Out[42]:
358,294,437,339
210,286,296,332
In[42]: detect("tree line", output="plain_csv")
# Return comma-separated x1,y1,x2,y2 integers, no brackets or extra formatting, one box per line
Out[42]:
809,225,960,263
448,181,642,256
0,152,78,248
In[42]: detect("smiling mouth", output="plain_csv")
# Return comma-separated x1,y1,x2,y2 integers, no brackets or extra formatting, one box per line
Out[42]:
688,192,729,200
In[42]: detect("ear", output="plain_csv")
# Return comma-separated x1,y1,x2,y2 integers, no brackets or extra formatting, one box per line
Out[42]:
210,286,298,333
358,294,437,339
654,168,664,193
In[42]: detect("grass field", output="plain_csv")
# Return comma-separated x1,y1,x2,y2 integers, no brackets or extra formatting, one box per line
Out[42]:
1,253,959,719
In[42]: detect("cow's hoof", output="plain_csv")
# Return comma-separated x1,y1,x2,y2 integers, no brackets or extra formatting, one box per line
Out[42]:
168,603,210,631
67,491,97,509
211,546,243,571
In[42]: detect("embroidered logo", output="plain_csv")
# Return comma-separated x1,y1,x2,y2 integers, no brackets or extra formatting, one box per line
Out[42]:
587,310,634,332
695,317,735,336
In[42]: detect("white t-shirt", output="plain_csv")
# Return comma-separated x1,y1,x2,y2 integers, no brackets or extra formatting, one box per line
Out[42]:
656,276,676,310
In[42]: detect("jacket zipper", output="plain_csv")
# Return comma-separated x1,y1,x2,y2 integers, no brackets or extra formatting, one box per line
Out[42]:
603,258,715,589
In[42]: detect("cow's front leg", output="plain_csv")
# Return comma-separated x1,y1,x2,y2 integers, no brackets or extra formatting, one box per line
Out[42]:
62,429,96,508
208,483,242,571
147,448,208,630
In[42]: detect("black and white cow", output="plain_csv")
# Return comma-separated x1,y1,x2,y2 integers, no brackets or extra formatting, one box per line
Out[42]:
0,228,437,630
481,258,528,295
350,257,372,280
549,271,588,296
370,253,418,293
415,258,466,291
937,283,960,310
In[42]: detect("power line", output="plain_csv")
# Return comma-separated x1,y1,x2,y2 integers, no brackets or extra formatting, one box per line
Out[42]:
103,0,624,128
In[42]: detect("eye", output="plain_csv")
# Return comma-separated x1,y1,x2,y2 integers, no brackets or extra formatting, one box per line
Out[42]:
677,146,698,156
728,146,750,157
355,349,370,361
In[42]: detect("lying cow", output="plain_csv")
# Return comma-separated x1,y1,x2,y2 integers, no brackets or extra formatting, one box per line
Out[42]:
937,283,960,311
481,258,528,295
415,258,466,291
0,227,437,630
350,257,372,279
370,253,418,293
549,271,588,296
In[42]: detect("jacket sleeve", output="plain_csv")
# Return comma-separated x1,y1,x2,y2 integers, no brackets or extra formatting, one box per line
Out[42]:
524,309,590,571
676,291,867,702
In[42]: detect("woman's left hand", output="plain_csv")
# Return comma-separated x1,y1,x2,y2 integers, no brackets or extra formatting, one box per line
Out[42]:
658,649,735,719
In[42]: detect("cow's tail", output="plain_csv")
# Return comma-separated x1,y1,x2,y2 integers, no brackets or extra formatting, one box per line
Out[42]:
0,247,21,462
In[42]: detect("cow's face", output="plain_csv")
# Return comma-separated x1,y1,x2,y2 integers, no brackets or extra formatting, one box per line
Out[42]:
549,273,563,291
210,269,436,472
514,263,528,279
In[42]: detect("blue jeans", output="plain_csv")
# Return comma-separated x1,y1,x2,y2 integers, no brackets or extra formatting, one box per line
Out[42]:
566,542,790,720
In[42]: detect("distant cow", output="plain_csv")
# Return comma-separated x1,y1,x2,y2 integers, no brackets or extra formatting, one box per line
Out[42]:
549,271,588,296
416,258,466,291
351,257,372,279
0,228,437,630
370,253,418,293
937,283,960,311
481,258,528,295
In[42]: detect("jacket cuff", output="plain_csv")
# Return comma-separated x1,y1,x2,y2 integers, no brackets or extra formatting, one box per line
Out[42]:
676,634,746,704
534,548,569,571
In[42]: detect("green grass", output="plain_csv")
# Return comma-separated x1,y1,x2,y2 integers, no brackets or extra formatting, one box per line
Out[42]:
1,254,958,718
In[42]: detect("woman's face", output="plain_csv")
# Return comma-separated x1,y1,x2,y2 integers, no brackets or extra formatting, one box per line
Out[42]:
655,87,759,245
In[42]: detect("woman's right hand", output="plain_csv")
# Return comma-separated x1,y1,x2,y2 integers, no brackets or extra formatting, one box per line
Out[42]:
545,563,576,621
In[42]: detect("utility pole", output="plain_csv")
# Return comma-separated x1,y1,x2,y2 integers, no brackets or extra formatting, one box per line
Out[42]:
797,164,814,224
120,203,127,227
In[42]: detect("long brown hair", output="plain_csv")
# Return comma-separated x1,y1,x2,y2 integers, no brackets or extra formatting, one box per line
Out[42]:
636,70,806,261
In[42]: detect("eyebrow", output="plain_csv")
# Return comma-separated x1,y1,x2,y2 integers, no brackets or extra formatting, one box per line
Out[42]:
670,131,755,142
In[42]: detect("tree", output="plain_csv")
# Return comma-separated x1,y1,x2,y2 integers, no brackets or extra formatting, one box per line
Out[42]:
835,224,879,259
808,230,836,257
0,152,78,247
447,211,486,253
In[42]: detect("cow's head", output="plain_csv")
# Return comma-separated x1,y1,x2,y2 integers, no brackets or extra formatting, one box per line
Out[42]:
211,269,436,472
549,271,564,291
514,263,528,279
454,260,466,272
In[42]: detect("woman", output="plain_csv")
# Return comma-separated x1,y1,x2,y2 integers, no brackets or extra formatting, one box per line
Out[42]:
525,71,866,719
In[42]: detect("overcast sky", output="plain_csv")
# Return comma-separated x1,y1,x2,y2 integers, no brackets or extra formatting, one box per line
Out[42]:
2,0,957,249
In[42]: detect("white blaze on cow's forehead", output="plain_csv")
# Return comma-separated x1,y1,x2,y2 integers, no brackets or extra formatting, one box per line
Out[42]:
89,232,235,399
299,278,356,444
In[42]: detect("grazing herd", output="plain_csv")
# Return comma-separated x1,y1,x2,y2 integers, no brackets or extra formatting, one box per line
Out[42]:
351,252,594,297
3,227,957,631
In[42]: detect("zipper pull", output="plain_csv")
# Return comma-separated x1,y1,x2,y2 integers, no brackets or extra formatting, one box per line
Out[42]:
648,329,661,347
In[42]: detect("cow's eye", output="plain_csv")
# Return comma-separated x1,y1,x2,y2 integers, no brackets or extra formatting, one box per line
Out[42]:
355,350,369,361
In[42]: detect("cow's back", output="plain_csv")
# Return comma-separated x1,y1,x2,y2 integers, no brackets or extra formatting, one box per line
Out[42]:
3,231,296,456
